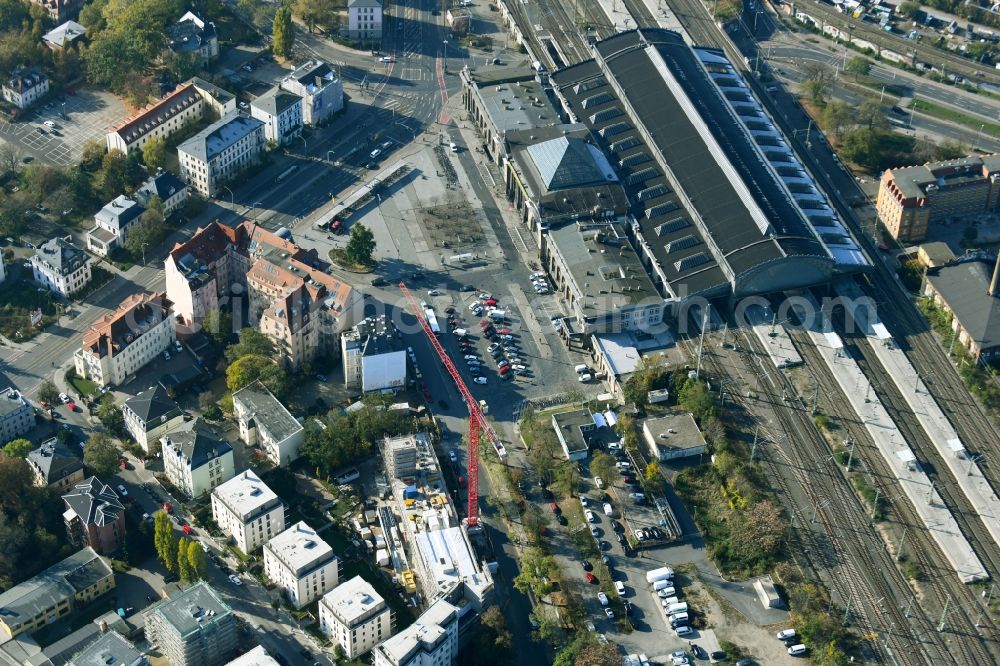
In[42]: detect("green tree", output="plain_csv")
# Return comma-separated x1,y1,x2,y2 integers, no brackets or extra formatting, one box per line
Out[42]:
225,354,291,399
857,99,888,131
83,432,120,476
802,61,833,107
294,0,335,32
574,642,620,666
821,99,852,138
37,380,60,406
272,7,294,58
224,328,276,362
590,451,617,487
187,539,207,579
897,1,920,18
203,309,234,346
154,511,172,565
839,128,880,170
2,439,31,458
345,223,376,266
644,460,661,481
96,395,127,438
96,149,128,200
844,56,872,80
177,538,193,581
553,461,581,498
513,547,557,598
679,378,715,420
80,141,106,172
142,137,167,171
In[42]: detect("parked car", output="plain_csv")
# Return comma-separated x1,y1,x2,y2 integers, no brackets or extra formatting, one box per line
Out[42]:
585,573,597,584
474,376,488,384
228,574,243,586
597,592,609,606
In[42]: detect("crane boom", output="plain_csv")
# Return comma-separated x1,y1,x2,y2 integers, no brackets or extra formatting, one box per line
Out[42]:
398,282,505,526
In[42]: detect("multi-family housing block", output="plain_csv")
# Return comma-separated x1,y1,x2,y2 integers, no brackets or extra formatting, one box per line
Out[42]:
372,599,459,666
178,112,265,197
73,291,175,388
211,470,285,554
280,60,344,126
341,314,407,392
3,67,48,110
62,477,126,555
0,547,115,639
232,380,303,467
144,582,237,666
121,382,185,453
347,0,383,41
263,522,339,608
318,576,393,659
27,439,84,492
86,195,145,257
0,388,33,443
161,419,235,498
31,237,91,297
250,86,303,146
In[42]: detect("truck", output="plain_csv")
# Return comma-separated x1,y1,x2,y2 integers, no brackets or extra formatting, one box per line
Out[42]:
645,566,674,585
424,308,440,334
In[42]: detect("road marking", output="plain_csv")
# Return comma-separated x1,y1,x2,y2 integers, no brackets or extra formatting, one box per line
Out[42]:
402,67,423,80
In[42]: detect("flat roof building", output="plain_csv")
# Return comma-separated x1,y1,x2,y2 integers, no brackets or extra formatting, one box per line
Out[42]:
318,576,393,659
0,388,33,445
144,582,237,666
341,315,407,392
642,413,707,461
263,522,339,609
551,409,598,461
68,631,146,666
372,598,459,666
211,470,285,554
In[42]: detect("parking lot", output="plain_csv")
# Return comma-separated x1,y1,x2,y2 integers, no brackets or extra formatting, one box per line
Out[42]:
0,88,125,165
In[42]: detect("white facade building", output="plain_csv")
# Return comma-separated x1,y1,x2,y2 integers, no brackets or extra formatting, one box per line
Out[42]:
0,389,33,444
347,0,383,41
3,67,48,110
341,315,407,392
318,576,393,659
86,195,145,257
372,599,459,666
211,470,285,554
30,237,91,297
121,382,185,453
263,522,339,609
178,113,265,197
250,86,303,146
135,171,189,217
232,380,303,467
161,419,235,499
280,61,344,126
73,292,175,388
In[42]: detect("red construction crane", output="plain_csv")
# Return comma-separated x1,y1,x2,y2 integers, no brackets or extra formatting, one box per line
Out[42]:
398,282,503,527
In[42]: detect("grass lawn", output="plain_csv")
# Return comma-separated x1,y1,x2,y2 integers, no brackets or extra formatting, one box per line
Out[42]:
0,277,56,340
328,248,375,273
912,99,1000,139
68,373,99,397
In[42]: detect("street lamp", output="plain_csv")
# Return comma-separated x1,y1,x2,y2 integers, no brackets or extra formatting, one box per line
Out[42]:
250,201,263,222
221,185,235,207
975,123,986,150
327,150,336,162
443,40,449,73
141,241,147,267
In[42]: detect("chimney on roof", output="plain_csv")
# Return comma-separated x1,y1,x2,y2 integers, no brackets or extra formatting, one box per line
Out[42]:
990,253,1000,297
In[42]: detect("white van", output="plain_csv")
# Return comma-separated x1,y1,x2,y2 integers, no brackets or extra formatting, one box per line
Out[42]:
788,644,807,656
603,502,613,516
449,142,459,152
614,581,626,595
652,579,673,592
776,629,797,641
453,328,467,338
578,373,593,383
656,586,676,597
668,611,689,625
574,364,588,374
666,602,688,615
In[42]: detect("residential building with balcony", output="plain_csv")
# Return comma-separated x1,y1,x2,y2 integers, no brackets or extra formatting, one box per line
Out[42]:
122,382,185,453
372,599,459,666
144,582,237,666
178,112,265,197
347,0,383,42
86,195,145,257
211,470,285,554
73,291,175,388
28,438,85,492
166,12,218,68
877,154,1000,243
0,547,115,639
161,419,235,498
0,388,33,443
3,67,48,110
280,61,344,126
318,576,393,659
31,237,92,297
263,522,339,608
250,86,303,146
62,477,126,555
231,380,303,467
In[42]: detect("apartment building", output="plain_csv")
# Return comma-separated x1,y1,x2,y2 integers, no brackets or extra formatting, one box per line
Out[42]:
0,547,115,639
211,470,285,554
68,632,146,666
341,315,407,392
318,576,393,659
165,220,357,362
876,154,1000,242
372,599,459,666
122,382,184,453
250,86,303,146
106,79,236,155
232,380,303,467
135,170,189,217
3,67,48,110
27,438,85,492
86,195,144,257
280,61,344,126
178,113,265,197
62,477,126,555
161,419,235,498
0,388,32,443
263,522,339,608
73,291,175,388
166,12,218,68
144,582,237,666
347,0,383,41
31,237,92,297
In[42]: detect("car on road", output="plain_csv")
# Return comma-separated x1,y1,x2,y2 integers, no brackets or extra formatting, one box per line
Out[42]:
200,541,209,552
228,574,242,586
776,629,797,641
672,651,689,666
59,392,69,403
599,540,610,550
473,376,488,384
590,526,599,537
710,652,728,663
585,572,597,584
464,354,478,360
469,301,483,311
43,120,55,128
460,284,476,291
428,289,442,296
379,56,394,62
